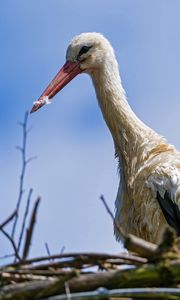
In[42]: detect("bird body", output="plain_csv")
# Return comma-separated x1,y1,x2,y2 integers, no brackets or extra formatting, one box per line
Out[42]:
31,33,180,243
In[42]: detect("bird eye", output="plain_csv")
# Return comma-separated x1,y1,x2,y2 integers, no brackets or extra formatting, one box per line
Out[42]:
78,46,92,57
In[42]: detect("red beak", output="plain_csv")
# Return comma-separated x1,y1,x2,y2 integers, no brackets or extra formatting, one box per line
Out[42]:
31,61,82,113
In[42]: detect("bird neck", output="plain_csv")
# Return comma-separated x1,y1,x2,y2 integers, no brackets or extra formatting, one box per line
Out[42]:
91,60,159,174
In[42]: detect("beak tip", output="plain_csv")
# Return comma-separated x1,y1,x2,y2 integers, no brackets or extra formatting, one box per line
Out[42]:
30,105,38,114
30,108,35,114
30,100,45,114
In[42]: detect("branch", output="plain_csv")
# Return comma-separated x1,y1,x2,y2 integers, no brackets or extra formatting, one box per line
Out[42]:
0,229,21,261
100,195,158,258
5,252,146,269
100,195,126,239
22,197,41,260
1,260,180,300
124,234,157,258
0,254,15,260
12,111,29,238
17,188,33,253
0,209,17,230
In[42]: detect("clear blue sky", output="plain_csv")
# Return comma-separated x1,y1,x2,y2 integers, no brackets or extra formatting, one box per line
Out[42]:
1,0,180,259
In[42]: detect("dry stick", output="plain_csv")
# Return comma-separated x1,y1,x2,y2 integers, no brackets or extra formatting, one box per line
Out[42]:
0,228,21,261
30,257,146,271
45,243,54,262
11,111,29,238
60,246,66,254
100,195,157,258
17,188,33,253
0,254,15,260
125,234,157,258
100,195,126,239
45,243,51,257
5,252,146,269
1,262,180,300
0,209,17,230
22,197,41,260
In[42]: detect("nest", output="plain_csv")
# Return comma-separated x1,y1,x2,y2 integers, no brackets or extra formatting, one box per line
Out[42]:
0,228,180,300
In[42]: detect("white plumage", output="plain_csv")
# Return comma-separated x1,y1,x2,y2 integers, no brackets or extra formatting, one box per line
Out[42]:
31,32,180,243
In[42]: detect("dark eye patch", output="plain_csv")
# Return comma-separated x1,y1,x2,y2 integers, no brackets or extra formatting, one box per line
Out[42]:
78,45,92,58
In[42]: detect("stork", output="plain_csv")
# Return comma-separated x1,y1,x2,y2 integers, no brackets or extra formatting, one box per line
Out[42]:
31,33,180,243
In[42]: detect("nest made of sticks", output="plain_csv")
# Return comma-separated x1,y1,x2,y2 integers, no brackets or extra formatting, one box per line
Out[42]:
0,228,180,300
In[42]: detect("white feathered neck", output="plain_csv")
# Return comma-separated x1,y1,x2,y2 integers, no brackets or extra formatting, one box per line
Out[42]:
91,56,166,174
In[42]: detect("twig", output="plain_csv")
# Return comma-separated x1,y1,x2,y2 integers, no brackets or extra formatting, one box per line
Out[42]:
0,254,15,260
60,246,65,254
5,252,146,268
22,197,41,260
45,242,54,262
12,111,29,238
17,188,33,253
26,155,38,164
45,243,51,257
100,195,158,258
0,228,21,261
1,263,180,300
100,195,126,239
0,209,17,230
125,234,157,258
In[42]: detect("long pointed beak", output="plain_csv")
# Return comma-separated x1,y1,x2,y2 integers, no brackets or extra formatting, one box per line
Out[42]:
31,61,81,113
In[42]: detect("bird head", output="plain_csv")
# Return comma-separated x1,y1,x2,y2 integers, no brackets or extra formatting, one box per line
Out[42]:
31,32,115,113
66,32,114,72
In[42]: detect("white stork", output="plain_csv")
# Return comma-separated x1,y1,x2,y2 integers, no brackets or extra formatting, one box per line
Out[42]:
31,33,180,243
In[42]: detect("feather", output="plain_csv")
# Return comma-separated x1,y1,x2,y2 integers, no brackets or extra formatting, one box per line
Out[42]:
157,191,180,236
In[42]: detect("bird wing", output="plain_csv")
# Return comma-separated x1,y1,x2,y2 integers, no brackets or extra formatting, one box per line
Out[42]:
146,165,180,235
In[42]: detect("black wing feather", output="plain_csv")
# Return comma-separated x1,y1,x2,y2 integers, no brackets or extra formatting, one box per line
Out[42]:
157,191,180,236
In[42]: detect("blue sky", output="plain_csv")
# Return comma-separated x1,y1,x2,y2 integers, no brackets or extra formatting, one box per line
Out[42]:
1,0,180,259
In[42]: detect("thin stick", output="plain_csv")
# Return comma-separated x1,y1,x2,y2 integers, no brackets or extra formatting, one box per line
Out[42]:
0,229,21,261
0,253,14,260
12,111,29,238
17,188,33,253
100,195,126,239
0,209,17,230
45,243,51,257
22,197,41,260
4,252,146,269
60,246,65,254
100,195,158,257
45,242,54,261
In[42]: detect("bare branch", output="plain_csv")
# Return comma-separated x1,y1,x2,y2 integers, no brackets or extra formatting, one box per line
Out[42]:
0,228,21,261
100,195,158,258
60,246,66,254
17,189,33,253
125,234,157,258
45,242,53,261
100,195,126,239
0,209,17,230
26,155,38,164
12,111,29,238
22,197,41,260
16,146,23,152
0,253,15,260
5,252,146,269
